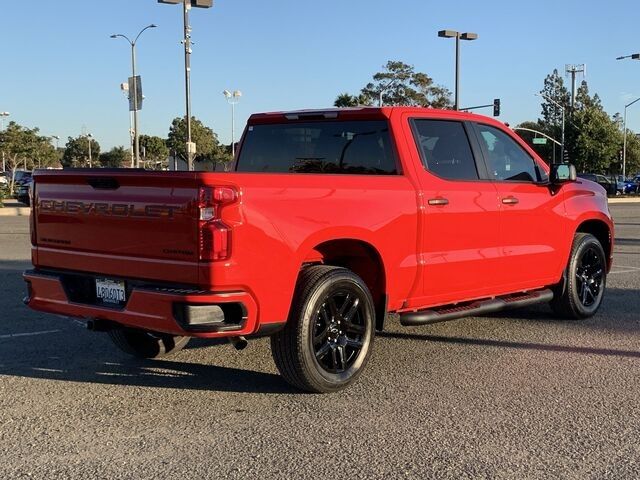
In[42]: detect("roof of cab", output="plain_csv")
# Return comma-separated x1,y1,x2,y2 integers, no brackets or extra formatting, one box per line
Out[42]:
247,106,501,125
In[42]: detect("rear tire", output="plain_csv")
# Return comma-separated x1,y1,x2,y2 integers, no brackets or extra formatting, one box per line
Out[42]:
551,233,607,319
108,328,190,359
271,266,375,393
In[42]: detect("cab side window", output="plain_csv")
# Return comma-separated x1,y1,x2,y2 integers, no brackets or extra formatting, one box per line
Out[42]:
477,124,540,182
411,120,479,180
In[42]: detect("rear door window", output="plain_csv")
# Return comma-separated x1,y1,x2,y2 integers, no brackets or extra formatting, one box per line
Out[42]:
411,119,479,180
236,120,398,174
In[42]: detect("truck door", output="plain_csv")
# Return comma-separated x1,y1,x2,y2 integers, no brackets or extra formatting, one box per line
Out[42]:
470,122,566,289
406,117,503,306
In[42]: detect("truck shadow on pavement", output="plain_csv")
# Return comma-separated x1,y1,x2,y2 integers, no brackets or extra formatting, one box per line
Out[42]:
379,330,640,360
380,289,640,359
0,335,294,394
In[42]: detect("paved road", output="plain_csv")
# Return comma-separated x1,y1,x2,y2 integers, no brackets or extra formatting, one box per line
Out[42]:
1,206,639,479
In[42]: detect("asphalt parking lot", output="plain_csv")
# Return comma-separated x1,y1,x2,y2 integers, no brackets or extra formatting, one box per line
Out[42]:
1,205,639,479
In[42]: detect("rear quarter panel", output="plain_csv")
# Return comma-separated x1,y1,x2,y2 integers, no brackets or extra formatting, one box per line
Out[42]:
204,172,419,326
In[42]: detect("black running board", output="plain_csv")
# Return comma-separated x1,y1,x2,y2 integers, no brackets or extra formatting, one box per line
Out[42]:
399,289,554,326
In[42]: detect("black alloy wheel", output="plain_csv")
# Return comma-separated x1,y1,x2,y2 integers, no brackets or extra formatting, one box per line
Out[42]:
312,290,367,374
271,266,376,393
575,245,604,308
551,233,607,319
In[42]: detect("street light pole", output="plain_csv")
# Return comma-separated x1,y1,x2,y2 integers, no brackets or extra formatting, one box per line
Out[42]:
120,82,135,166
536,93,565,163
616,53,640,178
111,24,157,168
183,1,194,170
623,97,640,179
438,30,478,110
87,134,93,168
223,90,242,157
0,112,9,172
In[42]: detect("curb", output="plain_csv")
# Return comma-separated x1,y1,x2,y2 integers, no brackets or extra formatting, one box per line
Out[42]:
608,197,640,204
0,207,31,216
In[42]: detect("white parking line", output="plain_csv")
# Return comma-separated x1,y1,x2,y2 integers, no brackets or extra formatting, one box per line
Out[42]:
0,329,61,339
610,264,640,275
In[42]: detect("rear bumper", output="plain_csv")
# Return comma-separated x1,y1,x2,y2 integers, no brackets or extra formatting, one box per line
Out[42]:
23,269,261,338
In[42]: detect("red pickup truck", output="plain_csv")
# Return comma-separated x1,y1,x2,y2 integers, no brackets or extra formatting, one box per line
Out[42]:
24,107,613,392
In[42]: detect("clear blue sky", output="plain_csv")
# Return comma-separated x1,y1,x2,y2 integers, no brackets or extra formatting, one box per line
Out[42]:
1,0,639,151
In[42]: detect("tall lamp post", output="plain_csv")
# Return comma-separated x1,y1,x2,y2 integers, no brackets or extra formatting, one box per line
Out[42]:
623,97,640,179
158,0,213,171
110,24,157,168
86,134,93,168
535,93,565,163
1,112,9,172
616,53,640,178
223,90,242,157
120,82,135,166
438,30,478,111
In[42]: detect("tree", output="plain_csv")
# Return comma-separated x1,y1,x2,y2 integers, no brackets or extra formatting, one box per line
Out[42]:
571,106,620,174
166,117,229,169
539,69,570,126
334,60,452,108
334,93,365,108
0,121,59,191
99,147,128,168
62,135,101,168
624,132,640,176
139,135,169,169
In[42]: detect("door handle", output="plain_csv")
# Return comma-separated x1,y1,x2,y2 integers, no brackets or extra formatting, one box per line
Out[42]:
501,196,519,205
428,197,449,206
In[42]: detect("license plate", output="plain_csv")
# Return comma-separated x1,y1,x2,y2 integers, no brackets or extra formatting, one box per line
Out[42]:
95,278,126,305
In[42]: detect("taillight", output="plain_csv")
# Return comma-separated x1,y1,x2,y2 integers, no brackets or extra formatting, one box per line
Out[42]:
198,186,238,261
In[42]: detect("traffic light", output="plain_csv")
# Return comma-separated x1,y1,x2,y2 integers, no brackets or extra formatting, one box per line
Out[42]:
493,98,501,117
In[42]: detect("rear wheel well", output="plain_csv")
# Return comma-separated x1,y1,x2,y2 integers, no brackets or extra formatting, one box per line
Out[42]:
302,239,387,330
576,220,612,268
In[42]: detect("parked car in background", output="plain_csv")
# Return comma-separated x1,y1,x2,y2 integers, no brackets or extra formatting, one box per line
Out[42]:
16,178,33,205
577,173,618,196
13,170,32,185
624,175,640,194
0,172,8,186
614,175,626,194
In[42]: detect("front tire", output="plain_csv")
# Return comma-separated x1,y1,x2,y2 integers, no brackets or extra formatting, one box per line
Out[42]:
551,233,607,319
108,328,190,359
271,266,376,393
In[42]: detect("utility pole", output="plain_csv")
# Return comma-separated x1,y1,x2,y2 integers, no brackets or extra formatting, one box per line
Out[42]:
565,64,586,110
158,0,212,170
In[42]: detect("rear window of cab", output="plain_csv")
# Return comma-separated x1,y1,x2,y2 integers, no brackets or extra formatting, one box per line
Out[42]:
236,120,398,174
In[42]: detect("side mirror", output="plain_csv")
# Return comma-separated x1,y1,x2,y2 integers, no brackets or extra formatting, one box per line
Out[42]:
550,163,577,184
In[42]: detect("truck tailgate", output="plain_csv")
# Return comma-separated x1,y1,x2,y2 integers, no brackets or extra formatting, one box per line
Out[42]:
33,170,201,284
